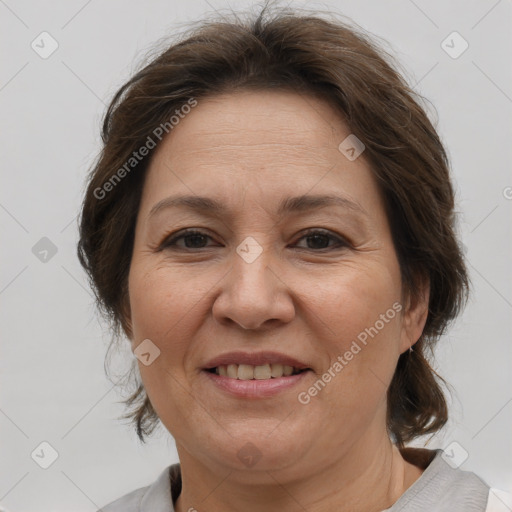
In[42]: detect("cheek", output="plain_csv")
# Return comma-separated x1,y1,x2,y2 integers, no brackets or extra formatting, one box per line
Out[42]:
309,262,403,395
319,260,400,339
128,263,202,343
127,264,204,421
127,261,220,398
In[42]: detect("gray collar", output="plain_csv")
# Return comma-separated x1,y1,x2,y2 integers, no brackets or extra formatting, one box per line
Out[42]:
139,463,180,512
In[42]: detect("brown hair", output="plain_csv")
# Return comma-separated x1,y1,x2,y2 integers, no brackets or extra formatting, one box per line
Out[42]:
77,4,469,446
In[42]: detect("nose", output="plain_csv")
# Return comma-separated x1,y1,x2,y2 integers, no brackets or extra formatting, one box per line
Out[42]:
212,243,295,331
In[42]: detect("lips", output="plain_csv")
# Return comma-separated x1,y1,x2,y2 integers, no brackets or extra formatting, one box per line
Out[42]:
202,350,311,373
202,354,312,398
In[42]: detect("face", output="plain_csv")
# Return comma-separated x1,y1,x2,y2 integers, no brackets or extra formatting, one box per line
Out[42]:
127,90,428,480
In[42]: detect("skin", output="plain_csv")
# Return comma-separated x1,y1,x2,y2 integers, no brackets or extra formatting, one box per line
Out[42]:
126,90,429,512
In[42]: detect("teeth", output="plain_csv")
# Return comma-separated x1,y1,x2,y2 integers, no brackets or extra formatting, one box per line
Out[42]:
270,363,283,377
238,364,254,380
254,364,271,380
283,365,293,376
227,364,238,378
214,363,302,379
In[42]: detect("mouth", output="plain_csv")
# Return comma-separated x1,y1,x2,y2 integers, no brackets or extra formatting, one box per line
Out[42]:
202,365,312,398
200,351,313,397
205,363,309,380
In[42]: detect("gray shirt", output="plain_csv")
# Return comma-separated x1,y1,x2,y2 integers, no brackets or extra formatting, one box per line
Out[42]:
99,449,492,511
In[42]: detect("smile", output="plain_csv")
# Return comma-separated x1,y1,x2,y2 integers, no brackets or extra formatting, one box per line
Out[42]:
207,363,306,380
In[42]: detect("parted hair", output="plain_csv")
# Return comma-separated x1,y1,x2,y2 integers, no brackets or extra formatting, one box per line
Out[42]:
77,4,469,446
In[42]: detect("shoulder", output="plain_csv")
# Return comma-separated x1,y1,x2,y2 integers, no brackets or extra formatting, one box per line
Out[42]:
97,464,179,512
391,448,492,511
485,488,512,512
99,485,148,512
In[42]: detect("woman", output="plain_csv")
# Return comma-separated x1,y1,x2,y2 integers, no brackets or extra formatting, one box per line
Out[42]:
77,6,502,511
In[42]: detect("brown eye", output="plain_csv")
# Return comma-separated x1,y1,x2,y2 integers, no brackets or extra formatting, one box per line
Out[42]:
295,229,348,250
162,229,216,250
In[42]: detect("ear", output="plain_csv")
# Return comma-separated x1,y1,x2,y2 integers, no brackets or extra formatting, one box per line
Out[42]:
399,276,430,354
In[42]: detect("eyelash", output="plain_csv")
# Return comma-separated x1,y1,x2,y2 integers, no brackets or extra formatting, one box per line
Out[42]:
159,228,349,252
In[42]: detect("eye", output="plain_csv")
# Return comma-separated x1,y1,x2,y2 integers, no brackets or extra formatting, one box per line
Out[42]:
294,229,348,250
161,229,218,250
160,228,348,252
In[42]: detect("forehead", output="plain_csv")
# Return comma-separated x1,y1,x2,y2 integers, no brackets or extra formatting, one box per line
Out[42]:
156,90,346,166
139,90,381,216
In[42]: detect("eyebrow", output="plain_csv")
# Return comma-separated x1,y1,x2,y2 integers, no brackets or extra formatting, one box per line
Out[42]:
148,193,368,220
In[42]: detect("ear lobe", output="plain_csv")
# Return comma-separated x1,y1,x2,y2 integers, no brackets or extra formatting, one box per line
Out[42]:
400,276,430,354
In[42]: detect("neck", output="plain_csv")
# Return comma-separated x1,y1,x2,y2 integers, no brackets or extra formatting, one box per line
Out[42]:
173,434,424,512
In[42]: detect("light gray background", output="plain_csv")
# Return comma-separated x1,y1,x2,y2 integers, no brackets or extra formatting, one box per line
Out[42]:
1,0,511,510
